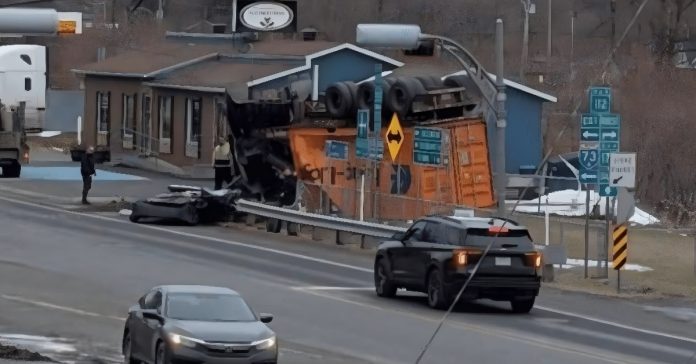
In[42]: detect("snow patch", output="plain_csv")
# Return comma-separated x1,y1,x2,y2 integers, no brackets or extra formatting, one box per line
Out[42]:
513,189,660,225
28,131,62,138
119,209,132,216
0,333,76,353
555,258,653,272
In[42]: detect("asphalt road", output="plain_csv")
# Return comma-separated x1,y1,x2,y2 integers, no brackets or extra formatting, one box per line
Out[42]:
0,195,695,364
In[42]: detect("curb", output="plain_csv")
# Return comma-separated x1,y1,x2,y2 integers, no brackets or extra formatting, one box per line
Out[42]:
0,184,137,207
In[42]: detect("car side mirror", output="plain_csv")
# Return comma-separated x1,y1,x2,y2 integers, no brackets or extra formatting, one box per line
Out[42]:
391,232,406,241
259,313,274,323
142,309,163,322
138,297,145,308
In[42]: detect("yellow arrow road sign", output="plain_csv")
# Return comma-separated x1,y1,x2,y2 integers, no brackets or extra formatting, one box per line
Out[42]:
385,113,404,162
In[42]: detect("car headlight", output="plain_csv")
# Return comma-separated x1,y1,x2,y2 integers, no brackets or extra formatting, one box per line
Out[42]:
169,334,205,348
251,336,276,350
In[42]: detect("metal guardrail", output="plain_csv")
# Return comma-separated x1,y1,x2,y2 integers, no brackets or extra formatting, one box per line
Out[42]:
234,199,567,265
234,199,406,238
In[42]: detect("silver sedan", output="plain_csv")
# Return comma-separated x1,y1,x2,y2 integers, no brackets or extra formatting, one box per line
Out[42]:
122,285,277,364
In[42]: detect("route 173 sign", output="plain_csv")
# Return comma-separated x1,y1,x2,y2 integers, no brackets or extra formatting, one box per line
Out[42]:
238,1,297,32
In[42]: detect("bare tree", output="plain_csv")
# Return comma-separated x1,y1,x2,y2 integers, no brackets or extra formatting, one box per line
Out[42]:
651,0,696,59
520,0,532,82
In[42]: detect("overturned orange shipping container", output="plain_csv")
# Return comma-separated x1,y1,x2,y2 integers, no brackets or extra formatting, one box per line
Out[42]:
288,117,495,221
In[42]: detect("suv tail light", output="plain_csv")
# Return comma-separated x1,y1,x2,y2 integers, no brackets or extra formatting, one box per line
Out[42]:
452,249,482,266
524,252,543,268
455,251,467,265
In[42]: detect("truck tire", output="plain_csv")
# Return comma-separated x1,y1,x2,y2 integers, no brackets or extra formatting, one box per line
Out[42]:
443,75,482,111
387,77,426,117
416,76,444,90
326,81,358,119
443,74,475,89
356,79,396,121
356,82,375,111
3,163,20,178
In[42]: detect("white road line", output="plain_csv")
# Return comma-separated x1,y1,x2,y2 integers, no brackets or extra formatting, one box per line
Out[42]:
292,286,374,291
2,194,696,347
297,289,632,364
535,305,696,344
0,294,125,322
0,195,373,274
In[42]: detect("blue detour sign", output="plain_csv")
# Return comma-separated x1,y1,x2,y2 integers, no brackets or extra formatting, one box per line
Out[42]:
325,140,349,160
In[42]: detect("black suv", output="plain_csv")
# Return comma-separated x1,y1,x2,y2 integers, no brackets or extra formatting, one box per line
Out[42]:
373,216,542,313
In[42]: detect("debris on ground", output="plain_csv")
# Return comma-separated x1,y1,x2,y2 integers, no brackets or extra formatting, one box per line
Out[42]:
129,185,240,225
0,343,54,362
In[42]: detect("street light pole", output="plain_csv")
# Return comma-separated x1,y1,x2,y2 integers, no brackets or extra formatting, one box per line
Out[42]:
355,22,507,216
494,19,507,217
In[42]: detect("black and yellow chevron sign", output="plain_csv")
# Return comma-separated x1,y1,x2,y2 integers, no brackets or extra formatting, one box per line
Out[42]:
612,223,628,270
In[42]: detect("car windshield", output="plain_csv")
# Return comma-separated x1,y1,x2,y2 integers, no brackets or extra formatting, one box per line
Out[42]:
166,293,256,322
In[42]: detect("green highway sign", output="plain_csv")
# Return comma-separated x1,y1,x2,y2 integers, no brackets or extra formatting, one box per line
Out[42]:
590,87,611,114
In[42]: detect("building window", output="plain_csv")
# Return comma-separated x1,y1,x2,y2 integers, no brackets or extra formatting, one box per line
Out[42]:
159,96,173,154
122,94,136,149
24,77,31,91
96,91,110,133
185,97,201,159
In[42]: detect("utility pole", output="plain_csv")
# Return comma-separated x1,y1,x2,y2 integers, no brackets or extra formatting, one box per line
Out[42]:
547,0,552,63
520,0,531,82
156,0,164,21
495,19,508,217
610,0,616,47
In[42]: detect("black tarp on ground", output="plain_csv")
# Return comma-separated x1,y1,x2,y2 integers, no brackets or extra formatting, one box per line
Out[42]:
129,187,239,225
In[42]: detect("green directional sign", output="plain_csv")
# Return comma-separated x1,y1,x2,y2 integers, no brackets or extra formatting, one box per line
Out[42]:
413,127,445,166
590,87,612,114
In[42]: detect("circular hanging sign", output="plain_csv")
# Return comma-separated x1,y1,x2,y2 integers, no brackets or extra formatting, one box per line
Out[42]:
240,2,294,32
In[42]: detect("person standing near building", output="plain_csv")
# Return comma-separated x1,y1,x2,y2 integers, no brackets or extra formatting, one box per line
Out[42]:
212,136,232,190
81,146,96,204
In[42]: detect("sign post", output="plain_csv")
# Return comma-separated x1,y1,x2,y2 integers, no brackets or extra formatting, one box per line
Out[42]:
356,109,370,159
612,223,628,292
580,87,622,278
598,114,621,197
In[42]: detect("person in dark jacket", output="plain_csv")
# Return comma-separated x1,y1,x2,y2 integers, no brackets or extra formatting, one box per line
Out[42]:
80,146,96,204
